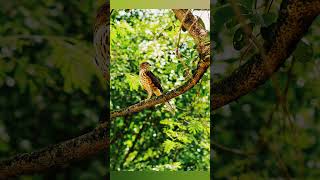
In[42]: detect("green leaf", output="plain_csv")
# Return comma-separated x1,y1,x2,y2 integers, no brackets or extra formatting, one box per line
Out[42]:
250,13,264,26
49,39,96,94
163,140,176,154
125,73,140,91
188,121,203,134
176,64,184,73
262,12,277,26
213,4,235,32
238,0,255,11
225,18,239,31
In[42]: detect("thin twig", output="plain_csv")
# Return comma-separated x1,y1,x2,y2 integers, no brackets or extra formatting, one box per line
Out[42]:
212,141,254,156
265,0,275,13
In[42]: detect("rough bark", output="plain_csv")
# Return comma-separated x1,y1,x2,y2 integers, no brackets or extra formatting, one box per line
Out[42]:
0,124,108,178
211,0,320,110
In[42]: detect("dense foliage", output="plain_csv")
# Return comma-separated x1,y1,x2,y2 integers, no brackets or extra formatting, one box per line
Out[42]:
2,0,318,178
0,0,107,179
110,9,210,171
212,0,320,178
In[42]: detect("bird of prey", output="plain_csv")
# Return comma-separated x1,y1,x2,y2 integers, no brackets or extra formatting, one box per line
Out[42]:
139,62,174,112
94,3,110,81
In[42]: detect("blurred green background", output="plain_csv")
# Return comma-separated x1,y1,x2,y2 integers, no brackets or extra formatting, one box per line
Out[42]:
4,0,318,178
110,9,210,171
0,0,108,179
212,0,320,179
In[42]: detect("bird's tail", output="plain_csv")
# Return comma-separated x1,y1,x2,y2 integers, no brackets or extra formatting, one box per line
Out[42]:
165,101,175,114
154,90,175,114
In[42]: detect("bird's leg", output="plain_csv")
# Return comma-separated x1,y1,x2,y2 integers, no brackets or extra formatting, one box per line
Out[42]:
146,89,153,100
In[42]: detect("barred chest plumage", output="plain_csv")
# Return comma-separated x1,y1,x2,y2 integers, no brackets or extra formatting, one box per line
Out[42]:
139,70,152,91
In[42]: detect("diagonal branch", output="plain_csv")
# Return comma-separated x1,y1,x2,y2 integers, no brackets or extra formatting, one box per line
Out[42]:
0,124,108,178
212,0,320,111
111,9,210,118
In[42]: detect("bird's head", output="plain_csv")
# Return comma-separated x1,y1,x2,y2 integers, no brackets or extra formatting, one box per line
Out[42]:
140,62,151,70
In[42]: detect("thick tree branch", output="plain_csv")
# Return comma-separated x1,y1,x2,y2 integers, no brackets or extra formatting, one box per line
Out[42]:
212,0,320,110
111,9,210,118
0,124,108,178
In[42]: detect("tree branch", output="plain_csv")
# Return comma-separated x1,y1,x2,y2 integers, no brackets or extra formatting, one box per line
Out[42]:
212,141,255,156
111,9,210,118
212,0,320,110
0,124,108,178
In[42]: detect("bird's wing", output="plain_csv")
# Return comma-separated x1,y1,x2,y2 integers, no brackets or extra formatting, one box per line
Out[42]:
146,71,163,92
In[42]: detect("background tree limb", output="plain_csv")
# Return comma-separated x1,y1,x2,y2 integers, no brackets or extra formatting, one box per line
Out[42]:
212,0,320,111
0,124,108,178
